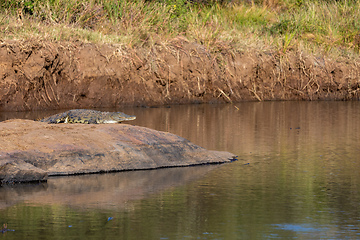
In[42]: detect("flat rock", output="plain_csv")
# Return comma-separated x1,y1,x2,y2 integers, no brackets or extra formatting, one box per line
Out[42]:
0,120,235,184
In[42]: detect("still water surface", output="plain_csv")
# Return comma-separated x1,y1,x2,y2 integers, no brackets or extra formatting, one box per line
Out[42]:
1,102,360,239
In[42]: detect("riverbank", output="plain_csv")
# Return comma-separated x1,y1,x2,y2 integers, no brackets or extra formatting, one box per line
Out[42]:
1,1,360,111
0,39,359,111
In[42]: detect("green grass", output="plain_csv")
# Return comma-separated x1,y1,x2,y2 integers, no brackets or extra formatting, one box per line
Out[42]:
1,0,360,57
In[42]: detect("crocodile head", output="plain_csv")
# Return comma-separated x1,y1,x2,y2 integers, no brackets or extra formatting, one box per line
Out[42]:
100,112,136,123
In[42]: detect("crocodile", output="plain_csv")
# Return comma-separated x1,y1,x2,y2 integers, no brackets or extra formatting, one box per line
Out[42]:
39,109,136,124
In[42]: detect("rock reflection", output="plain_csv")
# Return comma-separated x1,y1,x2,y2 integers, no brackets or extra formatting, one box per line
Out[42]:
0,165,221,210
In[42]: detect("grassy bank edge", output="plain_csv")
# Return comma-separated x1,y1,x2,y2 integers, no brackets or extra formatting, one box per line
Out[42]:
1,0,360,61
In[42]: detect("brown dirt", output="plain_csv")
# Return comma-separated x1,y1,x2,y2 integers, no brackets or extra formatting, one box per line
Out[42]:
0,38,360,111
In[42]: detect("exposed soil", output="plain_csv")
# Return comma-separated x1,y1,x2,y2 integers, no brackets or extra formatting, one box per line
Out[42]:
1,38,359,111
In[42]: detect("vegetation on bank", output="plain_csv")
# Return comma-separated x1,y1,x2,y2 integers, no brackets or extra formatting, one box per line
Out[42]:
1,0,360,57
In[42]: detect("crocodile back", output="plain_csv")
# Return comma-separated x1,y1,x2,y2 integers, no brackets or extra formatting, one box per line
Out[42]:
39,109,136,124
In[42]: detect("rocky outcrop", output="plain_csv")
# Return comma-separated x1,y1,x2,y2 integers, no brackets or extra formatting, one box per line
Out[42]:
0,120,235,184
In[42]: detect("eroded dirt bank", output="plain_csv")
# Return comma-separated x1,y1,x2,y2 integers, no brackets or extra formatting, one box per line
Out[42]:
1,39,360,111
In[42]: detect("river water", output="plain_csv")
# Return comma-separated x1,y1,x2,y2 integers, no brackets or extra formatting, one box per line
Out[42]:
1,102,360,239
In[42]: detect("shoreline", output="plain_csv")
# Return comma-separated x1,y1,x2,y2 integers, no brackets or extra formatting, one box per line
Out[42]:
0,39,359,111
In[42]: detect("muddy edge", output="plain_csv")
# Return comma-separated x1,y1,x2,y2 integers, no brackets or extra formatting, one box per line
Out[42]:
0,39,359,111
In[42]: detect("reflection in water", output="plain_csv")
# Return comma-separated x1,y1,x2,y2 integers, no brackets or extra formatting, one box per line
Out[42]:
0,165,220,210
0,102,360,239
7,101,359,155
